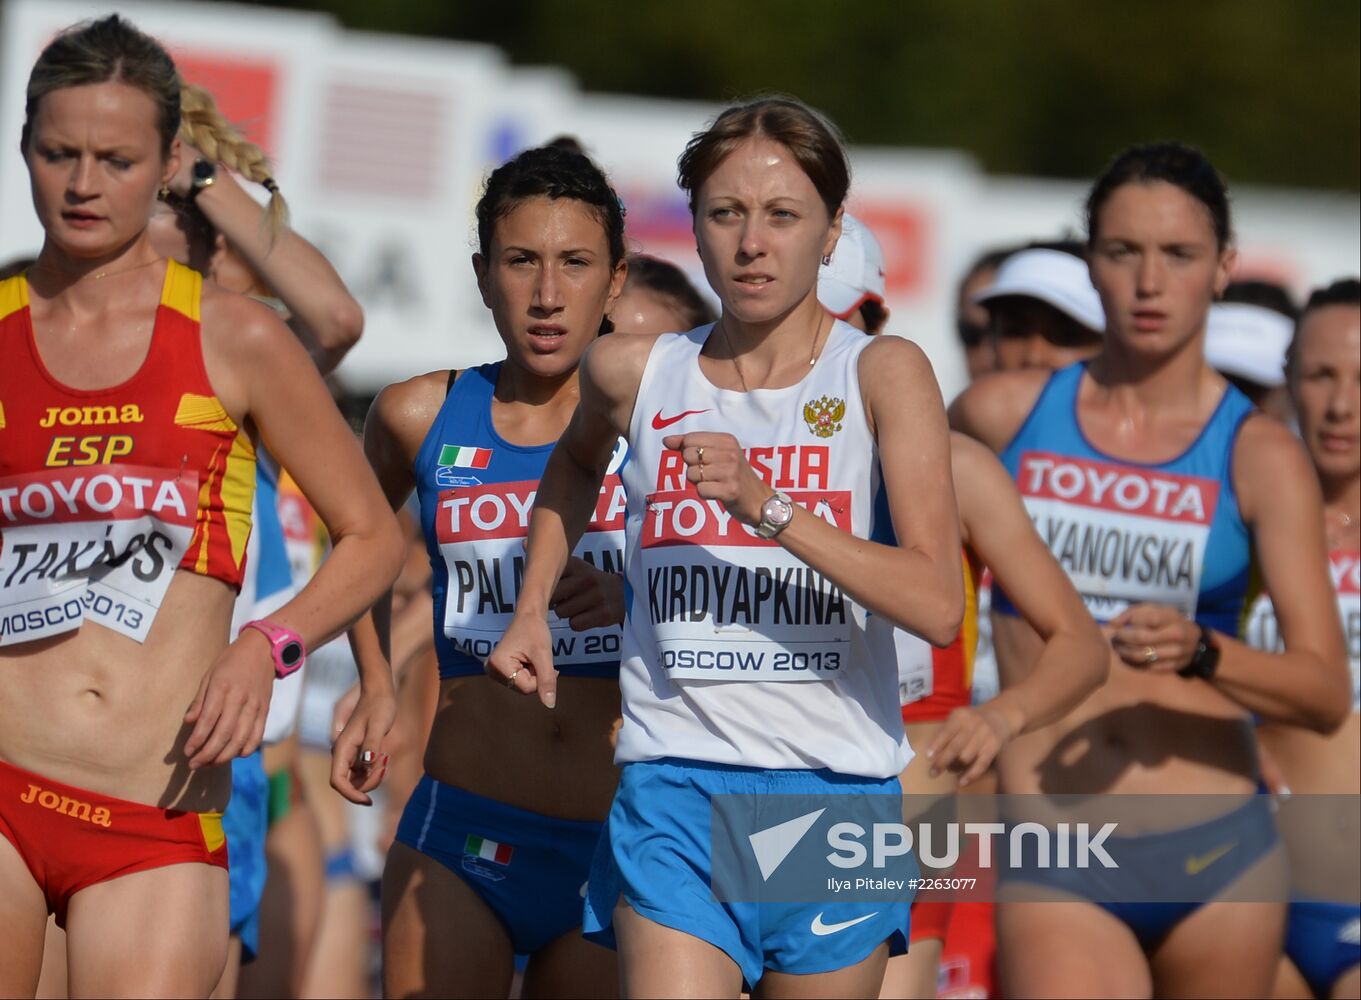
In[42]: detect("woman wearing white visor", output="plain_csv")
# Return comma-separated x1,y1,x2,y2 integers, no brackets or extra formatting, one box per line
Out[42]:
973,245,1105,372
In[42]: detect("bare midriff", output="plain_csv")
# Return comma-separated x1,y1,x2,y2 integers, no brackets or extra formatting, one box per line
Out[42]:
992,613,1258,827
424,674,621,822
0,570,236,811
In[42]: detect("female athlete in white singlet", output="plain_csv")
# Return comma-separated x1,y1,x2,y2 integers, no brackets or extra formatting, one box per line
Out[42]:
489,97,965,997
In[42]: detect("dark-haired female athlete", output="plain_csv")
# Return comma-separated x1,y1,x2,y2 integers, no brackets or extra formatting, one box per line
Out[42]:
353,144,629,998
951,142,1349,998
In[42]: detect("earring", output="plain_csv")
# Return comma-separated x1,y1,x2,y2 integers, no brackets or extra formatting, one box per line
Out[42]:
822,254,832,266
159,184,170,200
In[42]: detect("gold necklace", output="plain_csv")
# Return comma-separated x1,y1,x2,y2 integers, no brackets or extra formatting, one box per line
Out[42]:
718,312,828,393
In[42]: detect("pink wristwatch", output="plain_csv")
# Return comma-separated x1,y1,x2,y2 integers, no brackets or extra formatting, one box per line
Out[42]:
242,620,306,679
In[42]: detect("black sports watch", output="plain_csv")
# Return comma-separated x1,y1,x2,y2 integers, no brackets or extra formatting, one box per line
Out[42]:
1178,625,1221,680
188,159,217,201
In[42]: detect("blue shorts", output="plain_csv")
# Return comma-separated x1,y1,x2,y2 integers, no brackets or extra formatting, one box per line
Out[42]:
1001,794,1279,948
395,775,603,956
582,758,912,990
224,751,269,962
1286,899,1361,997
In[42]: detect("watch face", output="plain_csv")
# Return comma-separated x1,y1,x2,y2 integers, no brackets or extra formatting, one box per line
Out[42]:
280,641,304,668
192,159,216,185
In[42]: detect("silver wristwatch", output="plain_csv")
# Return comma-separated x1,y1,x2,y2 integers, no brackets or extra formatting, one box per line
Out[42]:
755,491,795,539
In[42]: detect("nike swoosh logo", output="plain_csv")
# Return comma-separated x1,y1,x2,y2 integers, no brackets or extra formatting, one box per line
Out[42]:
651,408,711,430
810,911,877,936
1184,841,1237,876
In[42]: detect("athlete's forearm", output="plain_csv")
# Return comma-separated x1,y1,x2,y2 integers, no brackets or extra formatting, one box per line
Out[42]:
1208,634,1349,733
776,504,964,647
348,595,394,692
267,521,404,654
193,175,362,373
517,439,608,617
1002,628,1108,734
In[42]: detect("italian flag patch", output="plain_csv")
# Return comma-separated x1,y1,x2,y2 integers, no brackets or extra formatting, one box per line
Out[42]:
438,444,492,470
464,834,514,865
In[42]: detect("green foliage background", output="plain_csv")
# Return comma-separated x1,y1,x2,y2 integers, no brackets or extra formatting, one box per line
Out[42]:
255,0,1359,192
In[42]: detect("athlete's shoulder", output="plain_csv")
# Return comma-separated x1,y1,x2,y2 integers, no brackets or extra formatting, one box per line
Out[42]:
368,370,449,453
948,430,1026,542
948,430,1006,484
948,368,1051,453
582,331,665,398
1232,410,1315,496
858,334,938,400
199,280,296,358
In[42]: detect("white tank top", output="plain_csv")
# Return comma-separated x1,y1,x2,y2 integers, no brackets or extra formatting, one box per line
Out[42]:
615,321,911,778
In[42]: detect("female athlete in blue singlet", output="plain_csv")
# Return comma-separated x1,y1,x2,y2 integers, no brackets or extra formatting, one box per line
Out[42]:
489,97,966,997
951,142,1350,998
1247,279,1359,1000
347,145,629,998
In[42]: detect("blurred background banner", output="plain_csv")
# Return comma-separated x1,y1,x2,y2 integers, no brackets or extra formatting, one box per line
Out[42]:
2,0,1357,398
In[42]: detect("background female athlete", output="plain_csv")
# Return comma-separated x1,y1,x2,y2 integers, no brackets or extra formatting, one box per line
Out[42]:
345,144,629,998
1245,279,1360,1000
951,142,1349,999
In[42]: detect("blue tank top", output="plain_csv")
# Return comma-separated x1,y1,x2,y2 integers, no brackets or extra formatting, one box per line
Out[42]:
414,363,627,680
994,363,1254,634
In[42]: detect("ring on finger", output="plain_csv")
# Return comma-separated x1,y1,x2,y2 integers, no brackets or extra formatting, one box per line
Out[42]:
506,668,522,689
697,446,705,464
1142,645,1158,664
360,749,376,766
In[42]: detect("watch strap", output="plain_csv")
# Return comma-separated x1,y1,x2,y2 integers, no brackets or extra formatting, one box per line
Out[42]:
1178,624,1220,680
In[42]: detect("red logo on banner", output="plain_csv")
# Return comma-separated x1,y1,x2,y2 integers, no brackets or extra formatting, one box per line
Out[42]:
853,203,929,298
172,49,280,153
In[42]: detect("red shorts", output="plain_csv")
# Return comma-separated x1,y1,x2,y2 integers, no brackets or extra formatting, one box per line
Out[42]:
909,896,955,943
0,757,228,925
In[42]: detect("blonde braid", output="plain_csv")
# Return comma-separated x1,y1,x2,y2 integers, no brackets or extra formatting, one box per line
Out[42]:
179,83,289,239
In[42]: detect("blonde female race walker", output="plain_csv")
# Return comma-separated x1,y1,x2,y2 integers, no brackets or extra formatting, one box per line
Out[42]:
0,16,401,997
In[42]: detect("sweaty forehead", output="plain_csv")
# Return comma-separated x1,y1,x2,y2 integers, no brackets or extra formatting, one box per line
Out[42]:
701,138,820,205
492,195,609,253
33,81,162,145
1097,181,1218,243
1299,306,1361,358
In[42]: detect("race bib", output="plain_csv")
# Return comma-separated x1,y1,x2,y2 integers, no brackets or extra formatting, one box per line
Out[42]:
437,476,627,665
1245,551,1361,710
0,465,198,645
641,489,853,682
1016,452,1219,622
865,615,932,705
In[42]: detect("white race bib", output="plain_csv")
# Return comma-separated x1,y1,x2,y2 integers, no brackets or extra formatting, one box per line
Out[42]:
437,476,627,665
641,489,853,682
0,465,197,645
1016,451,1219,622
1245,550,1360,711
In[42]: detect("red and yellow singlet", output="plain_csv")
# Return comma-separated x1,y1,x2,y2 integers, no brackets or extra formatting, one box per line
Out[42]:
0,261,254,645
899,550,981,724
